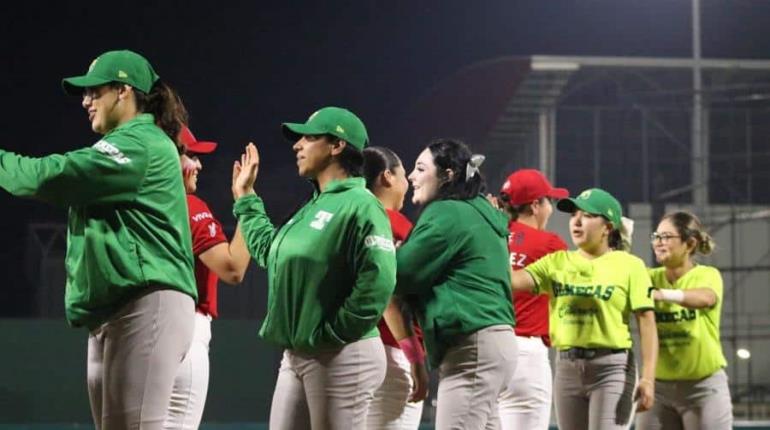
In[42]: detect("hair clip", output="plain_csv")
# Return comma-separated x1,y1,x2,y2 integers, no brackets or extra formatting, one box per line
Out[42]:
466,154,485,180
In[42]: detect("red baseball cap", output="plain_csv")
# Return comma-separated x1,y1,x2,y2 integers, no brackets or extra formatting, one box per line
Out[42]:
500,169,569,205
178,126,217,154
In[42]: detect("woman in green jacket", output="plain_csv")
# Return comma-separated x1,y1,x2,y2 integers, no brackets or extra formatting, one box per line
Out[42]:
396,138,517,429
232,107,396,429
0,50,197,430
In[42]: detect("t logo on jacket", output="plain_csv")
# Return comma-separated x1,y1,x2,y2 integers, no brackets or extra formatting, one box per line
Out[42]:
310,210,334,230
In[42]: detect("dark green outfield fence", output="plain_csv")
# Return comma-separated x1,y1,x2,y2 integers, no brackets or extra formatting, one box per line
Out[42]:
0,319,280,424
2,319,769,429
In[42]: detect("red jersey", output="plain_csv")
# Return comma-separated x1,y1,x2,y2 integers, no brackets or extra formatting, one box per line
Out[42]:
187,194,228,318
509,220,568,340
379,209,416,348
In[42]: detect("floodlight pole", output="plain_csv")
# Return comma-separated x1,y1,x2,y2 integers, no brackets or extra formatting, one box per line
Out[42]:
692,0,708,207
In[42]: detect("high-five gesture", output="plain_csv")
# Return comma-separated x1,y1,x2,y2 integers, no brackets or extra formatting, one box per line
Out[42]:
232,143,259,200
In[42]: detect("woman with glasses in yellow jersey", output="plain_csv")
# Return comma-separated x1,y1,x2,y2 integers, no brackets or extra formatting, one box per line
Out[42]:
636,211,732,429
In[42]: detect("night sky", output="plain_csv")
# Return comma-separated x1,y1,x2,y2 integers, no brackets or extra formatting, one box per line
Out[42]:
2,0,770,314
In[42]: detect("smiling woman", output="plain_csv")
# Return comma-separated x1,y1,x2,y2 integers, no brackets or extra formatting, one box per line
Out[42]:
396,138,517,429
164,126,252,430
636,211,732,430
0,49,197,430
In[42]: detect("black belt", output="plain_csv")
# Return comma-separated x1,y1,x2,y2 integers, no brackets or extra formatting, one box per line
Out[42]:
559,347,627,360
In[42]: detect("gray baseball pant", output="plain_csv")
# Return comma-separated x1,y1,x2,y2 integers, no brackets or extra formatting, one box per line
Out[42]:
87,288,195,430
268,336,387,430
636,369,733,430
553,349,637,430
436,325,518,430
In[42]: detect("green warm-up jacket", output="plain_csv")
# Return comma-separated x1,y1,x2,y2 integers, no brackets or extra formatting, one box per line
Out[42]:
234,177,396,352
0,114,197,329
396,195,515,368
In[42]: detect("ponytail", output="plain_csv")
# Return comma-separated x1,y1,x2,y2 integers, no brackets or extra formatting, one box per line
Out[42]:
608,229,631,252
363,146,402,191
134,81,188,149
693,230,716,256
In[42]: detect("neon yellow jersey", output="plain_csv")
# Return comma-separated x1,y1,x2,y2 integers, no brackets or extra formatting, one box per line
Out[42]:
650,265,726,380
525,250,654,350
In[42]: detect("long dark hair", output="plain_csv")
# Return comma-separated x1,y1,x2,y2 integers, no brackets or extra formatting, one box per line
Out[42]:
362,146,402,191
134,81,189,147
428,138,486,201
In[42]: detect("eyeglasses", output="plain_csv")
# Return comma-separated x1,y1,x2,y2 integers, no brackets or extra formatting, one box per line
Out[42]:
650,232,681,243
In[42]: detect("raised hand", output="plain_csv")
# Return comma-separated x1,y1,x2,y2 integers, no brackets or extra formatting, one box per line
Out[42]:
232,143,259,200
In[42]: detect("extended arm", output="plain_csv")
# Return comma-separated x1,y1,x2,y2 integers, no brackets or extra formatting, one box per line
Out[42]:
199,224,251,284
511,268,537,292
653,287,717,309
635,309,658,412
232,144,276,267
0,140,146,206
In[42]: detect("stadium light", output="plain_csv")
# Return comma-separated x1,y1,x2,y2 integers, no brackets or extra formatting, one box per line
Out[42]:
736,348,751,360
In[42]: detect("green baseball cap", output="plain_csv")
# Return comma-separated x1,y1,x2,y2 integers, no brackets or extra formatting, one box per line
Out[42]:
62,50,160,95
282,107,369,150
556,188,623,228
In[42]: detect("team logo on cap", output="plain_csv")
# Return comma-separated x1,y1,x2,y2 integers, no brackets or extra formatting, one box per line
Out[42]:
118,70,128,78
579,190,592,200
502,180,511,191
336,125,345,134
88,58,98,73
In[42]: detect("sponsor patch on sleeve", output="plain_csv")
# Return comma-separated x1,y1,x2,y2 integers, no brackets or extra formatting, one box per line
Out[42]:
364,234,396,253
92,140,131,165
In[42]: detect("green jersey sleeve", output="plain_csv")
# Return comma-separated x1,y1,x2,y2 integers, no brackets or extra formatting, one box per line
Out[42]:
326,202,397,343
233,194,277,268
628,256,655,311
395,208,453,295
524,251,558,295
0,137,147,206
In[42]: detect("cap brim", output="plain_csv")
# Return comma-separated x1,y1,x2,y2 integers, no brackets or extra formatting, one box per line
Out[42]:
186,141,217,154
546,187,569,200
281,122,326,142
61,75,113,95
556,198,600,217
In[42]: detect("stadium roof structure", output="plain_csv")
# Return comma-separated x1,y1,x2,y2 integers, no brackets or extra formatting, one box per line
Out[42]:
396,55,770,199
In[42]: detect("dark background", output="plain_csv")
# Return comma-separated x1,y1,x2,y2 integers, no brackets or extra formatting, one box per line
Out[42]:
2,0,770,315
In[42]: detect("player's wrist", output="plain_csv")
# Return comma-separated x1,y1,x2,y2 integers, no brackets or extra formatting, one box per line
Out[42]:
397,335,426,364
655,288,685,304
